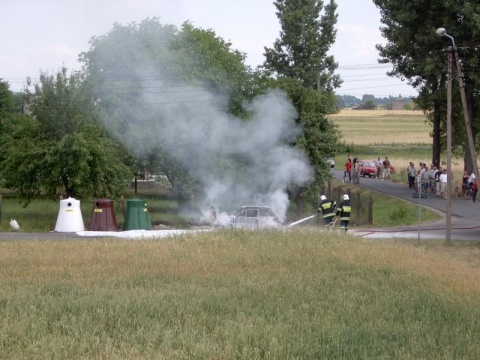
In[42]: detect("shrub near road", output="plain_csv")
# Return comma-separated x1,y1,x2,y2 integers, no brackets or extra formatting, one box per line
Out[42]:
0,229,479,359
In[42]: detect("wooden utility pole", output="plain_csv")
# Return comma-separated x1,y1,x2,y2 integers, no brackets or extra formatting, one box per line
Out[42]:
452,49,478,177
436,28,478,177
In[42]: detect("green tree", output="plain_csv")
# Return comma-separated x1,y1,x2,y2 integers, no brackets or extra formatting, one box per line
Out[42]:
79,18,258,206
0,79,14,117
263,0,342,92
262,0,342,214
279,78,340,207
0,68,133,204
362,99,377,110
80,18,341,214
373,0,480,169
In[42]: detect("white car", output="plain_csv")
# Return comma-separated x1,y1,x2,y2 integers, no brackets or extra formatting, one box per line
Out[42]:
230,206,283,229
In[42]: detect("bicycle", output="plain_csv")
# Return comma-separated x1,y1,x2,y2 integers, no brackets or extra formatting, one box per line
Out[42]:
352,169,360,184
464,185,473,200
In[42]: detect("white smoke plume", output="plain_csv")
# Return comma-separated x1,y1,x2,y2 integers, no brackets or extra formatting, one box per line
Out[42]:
93,42,313,221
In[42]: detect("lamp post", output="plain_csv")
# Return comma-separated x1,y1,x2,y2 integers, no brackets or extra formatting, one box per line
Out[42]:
436,28,478,177
435,28,453,243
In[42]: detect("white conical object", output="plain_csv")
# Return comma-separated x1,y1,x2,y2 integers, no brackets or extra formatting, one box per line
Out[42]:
54,197,85,232
9,219,20,230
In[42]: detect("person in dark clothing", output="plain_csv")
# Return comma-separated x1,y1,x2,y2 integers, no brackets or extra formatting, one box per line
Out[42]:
462,170,470,197
318,195,337,226
336,194,352,232
473,177,478,203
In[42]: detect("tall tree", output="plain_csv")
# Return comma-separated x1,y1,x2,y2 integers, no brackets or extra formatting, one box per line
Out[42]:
277,77,340,214
373,0,480,169
79,19,255,206
0,79,13,117
0,68,133,204
263,0,342,92
80,18,341,215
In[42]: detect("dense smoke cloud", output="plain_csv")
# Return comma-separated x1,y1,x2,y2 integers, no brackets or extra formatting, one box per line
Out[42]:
94,39,313,221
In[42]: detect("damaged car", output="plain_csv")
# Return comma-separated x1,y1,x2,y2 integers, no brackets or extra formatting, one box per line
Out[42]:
230,206,284,229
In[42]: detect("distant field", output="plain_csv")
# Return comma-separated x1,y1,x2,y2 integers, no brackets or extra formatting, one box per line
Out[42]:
329,109,431,145
328,109,468,178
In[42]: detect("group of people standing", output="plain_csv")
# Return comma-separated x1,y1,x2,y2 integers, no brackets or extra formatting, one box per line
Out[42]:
375,156,391,180
461,169,478,202
344,155,391,182
406,162,479,202
344,155,359,183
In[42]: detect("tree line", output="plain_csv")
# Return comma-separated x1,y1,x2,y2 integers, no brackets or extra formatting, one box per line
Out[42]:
2,0,477,210
0,0,342,214
335,94,415,109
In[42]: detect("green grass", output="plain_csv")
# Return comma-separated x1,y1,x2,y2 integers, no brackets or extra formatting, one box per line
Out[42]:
0,187,188,232
372,192,438,226
0,230,479,359
0,184,440,232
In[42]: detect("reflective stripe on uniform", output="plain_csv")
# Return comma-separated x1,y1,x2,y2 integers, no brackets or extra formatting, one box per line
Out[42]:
319,201,335,219
339,205,351,221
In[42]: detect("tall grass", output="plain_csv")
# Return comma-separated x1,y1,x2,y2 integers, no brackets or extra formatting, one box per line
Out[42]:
0,229,479,359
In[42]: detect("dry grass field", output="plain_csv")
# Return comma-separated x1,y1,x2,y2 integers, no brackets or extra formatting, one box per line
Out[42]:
328,109,431,145
329,109,468,177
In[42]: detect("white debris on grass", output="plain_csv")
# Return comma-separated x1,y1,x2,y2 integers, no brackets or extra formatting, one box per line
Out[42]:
9,219,20,231
76,229,208,239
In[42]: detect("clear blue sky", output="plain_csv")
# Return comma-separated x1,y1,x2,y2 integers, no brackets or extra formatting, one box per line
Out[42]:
0,0,416,97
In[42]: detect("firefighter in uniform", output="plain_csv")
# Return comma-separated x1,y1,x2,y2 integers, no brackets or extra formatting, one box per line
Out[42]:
318,195,337,226
336,194,352,232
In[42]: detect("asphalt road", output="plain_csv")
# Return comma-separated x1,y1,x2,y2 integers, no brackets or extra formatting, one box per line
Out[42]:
331,169,480,240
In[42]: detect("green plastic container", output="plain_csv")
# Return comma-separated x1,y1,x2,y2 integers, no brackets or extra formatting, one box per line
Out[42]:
122,198,152,231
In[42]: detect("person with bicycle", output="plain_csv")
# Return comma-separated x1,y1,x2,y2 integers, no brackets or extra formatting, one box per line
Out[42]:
344,158,352,183
472,177,478,202
351,157,360,184
468,171,476,188
467,170,479,202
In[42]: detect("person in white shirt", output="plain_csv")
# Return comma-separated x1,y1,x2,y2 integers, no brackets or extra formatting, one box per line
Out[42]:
439,169,448,199
468,171,476,186
419,163,427,193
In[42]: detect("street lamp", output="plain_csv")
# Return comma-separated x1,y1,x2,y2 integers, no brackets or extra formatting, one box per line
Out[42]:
436,28,478,177
436,27,455,46
436,27,480,243
436,27,453,243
